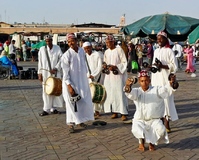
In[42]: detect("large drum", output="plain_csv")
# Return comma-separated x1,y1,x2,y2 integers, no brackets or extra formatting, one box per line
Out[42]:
45,77,62,96
89,82,106,104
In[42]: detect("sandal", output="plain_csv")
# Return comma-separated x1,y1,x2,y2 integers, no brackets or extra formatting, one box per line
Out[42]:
92,121,107,126
39,111,49,116
79,123,87,128
51,109,60,114
69,126,75,133
166,128,171,133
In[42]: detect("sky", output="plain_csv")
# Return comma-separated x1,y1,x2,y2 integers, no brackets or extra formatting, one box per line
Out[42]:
1,0,199,26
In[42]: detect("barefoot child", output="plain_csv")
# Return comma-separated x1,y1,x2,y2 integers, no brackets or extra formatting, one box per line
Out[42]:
124,70,178,151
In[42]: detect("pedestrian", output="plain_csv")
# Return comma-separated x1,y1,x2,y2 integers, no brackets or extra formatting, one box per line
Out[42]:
136,44,143,69
184,44,196,74
61,33,94,133
0,41,3,54
9,40,16,61
31,41,36,61
38,35,64,116
127,42,140,74
26,38,31,59
103,34,128,121
4,41,10,55
21,40,27,61
124,70,178,151
82,41,103,119
151,31,178,133
172,42,183,70
147,41,154,66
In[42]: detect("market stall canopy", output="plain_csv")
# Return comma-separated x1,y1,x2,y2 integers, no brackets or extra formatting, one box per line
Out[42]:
121,13,199,42
188,25,199,45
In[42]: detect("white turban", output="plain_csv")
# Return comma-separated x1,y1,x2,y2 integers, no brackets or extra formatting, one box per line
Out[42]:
82,42,91,48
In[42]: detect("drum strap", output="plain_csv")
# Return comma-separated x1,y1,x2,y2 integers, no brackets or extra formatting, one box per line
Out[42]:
45,46,52,76
74,102,77,112
97,73,101,83
85,55,91,75
45,46,58,77
85,55,95,82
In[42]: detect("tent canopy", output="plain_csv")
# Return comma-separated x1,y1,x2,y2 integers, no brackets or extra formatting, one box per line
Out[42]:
121,13,199,41
188,25,199,45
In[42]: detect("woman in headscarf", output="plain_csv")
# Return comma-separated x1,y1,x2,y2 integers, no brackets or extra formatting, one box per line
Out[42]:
0,50,19,76
184,44,196,74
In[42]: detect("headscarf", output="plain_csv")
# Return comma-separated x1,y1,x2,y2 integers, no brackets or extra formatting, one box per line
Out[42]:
0,50,7,58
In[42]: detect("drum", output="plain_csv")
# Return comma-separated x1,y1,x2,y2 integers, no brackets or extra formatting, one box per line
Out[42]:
45,77,62,96
89,82,106,103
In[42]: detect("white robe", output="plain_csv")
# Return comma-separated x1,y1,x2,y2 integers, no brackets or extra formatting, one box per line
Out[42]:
61,47,94,125
125,86,172,144
103,47,128,114
86,51,103,112
97,50,105,84
86,51,102,83
38,45,64,112
151,47,178,121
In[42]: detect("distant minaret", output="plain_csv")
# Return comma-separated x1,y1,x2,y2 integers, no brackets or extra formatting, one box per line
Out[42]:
119,14,126,27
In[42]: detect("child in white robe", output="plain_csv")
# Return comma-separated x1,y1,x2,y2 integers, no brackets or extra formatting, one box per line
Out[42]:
124,70,178,151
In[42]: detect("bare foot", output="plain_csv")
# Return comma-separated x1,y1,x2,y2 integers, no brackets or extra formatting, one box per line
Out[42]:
149,143,155,151
138,143,145,151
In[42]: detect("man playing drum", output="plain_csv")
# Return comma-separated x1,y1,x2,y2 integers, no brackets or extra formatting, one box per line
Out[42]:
82,41,103,119
61,33,94,133
103,34,128,121
38,35,64,116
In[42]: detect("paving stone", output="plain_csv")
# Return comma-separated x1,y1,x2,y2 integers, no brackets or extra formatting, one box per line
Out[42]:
0,61,198,159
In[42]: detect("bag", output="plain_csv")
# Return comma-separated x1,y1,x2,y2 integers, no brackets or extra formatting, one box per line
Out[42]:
131,60,138,70
174,50,178,55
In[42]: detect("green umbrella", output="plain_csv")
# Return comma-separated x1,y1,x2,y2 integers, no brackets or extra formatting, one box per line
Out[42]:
188,25,199,45
31,40,46,49
121,13,199,41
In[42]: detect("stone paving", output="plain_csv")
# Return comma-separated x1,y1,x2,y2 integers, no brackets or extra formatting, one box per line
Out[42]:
0,61,199,160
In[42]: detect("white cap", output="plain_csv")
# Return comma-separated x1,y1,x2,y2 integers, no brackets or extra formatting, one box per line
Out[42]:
82,41,91,48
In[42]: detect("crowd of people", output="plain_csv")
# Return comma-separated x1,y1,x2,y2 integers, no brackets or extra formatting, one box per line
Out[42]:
0,30,197,151
34,31,192,152
0,38,38,62
0,38,40,78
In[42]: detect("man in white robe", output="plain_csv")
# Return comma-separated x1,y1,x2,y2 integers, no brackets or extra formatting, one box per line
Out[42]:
82,41,103,118
151,31,178,133
38,35,64,116
103,35,128,121
61,33,94,133
124,70,178,151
